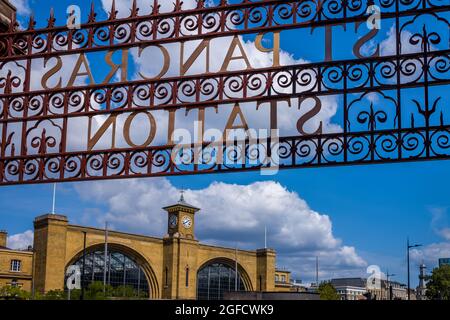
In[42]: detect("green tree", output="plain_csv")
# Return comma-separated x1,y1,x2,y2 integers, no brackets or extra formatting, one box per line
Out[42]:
84,281,114,300
426,265,450,300
113,285,137,298
318,282,341,300
67,288,82,300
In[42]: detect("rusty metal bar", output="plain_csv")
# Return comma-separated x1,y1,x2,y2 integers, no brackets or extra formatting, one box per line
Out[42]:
0,124,449,185
0,2,448,62
1,49,448,123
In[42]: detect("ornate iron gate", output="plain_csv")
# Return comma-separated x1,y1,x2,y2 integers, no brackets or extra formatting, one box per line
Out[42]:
0,0,449,185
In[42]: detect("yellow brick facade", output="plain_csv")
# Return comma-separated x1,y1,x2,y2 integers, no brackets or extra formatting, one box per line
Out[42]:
0,248,33,291
275,270,292,292
0,231,7,248
1,200,289,299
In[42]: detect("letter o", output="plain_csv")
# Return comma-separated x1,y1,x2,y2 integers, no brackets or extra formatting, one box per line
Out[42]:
123,111,157,147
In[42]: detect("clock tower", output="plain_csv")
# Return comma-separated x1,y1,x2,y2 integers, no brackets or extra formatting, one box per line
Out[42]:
162,192,200,299
163,192,199,239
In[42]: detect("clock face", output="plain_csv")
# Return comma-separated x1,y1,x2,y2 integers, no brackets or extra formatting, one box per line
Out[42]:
181,216,192,229
169,215,178,228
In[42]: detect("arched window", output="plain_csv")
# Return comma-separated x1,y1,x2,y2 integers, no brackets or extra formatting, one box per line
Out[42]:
65,249,149,298
197,262,246,300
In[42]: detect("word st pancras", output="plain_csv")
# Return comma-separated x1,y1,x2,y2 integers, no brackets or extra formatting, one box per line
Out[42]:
1,1,448,184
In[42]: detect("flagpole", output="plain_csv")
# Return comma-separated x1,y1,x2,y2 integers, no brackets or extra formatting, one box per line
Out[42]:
51,183,56,214
264,226,267,249
316,256,319,286
235,245,238,291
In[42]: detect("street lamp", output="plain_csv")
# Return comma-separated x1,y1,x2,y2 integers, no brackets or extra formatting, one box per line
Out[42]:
386,271,395,300
81,231,87,300
407,238,422,300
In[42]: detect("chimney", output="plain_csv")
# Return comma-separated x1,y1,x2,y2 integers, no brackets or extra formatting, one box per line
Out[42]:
0,230,7,248
0,0,16,30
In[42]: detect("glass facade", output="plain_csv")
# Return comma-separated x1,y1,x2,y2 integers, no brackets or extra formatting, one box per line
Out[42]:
66,249,149,298
197,262,246,300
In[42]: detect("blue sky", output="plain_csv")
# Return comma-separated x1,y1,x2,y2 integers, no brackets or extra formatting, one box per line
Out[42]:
2,0,450,287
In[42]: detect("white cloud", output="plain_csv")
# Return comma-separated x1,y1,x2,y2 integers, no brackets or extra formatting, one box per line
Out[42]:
101,0,201,17
362,24,423,57
7,230,33,250
411,242,450,267
430,207,450,241
126,34,341,142
360,24,438,88
410,207,450,268
74,178,366,280
438,229,450,242
0,53,91,157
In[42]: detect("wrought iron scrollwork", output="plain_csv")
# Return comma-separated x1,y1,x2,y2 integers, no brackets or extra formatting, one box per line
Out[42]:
0,0,449,185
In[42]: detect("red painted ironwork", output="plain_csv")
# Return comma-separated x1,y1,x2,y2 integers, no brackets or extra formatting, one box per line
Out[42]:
0,0,449,185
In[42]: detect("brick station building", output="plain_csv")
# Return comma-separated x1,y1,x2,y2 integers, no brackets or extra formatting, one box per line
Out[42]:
0,0,15,32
